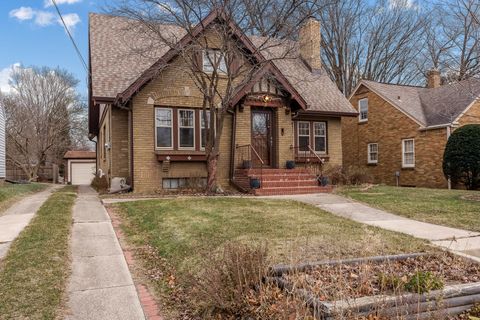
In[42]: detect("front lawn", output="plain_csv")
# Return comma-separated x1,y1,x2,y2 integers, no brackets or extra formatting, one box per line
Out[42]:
0,186,77,320
113,197,429,318
0,183,48,216
338,185,480,232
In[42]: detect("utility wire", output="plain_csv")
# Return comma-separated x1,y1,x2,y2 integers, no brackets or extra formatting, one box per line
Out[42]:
52,0,89,75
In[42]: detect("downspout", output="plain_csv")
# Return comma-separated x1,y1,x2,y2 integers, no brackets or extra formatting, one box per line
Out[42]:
229,108,236,184
446,125,452,190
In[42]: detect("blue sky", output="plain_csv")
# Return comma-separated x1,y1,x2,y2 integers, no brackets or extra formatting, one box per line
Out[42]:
0,0,105,97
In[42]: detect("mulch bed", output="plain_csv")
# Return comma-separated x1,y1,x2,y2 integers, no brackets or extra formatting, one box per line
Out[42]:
282,253,480,301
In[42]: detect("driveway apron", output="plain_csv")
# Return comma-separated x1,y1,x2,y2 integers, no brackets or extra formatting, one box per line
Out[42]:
66,185,145,320
0,185,59,259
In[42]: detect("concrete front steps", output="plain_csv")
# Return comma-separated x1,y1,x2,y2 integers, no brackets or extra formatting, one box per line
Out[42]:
233,168,332,195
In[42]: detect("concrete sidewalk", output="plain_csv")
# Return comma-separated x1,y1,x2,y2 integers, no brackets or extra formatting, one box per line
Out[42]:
266,193,480,260
66,186,145,320
0,185,58,259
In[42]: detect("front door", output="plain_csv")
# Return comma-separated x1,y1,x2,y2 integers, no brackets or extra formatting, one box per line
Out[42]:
251,109,273,167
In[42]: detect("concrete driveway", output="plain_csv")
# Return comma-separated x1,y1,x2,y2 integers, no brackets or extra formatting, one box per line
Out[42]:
264,193,480,261
0,185,59,259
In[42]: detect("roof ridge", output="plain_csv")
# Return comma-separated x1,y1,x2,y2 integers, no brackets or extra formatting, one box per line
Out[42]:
362,79,425,89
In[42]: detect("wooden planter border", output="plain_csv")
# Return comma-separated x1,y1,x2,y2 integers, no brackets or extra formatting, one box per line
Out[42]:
268,253,480,319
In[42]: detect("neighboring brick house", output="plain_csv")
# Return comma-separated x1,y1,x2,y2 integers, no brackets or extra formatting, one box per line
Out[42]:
343,71,480,188
88,10,357,194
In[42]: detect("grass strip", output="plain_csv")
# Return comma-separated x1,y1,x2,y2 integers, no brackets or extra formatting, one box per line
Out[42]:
0,183,48,216
338,185,480,232
0,186,77,320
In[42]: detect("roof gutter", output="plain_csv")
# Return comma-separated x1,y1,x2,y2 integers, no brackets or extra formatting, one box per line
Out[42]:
294,110,358,118
418,122,459,131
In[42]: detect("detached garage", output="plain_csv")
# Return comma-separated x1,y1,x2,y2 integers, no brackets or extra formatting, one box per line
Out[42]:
64,151,96,185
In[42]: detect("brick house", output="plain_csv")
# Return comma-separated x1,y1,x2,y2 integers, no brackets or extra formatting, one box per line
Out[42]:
88,10,357,194
343,71,480,188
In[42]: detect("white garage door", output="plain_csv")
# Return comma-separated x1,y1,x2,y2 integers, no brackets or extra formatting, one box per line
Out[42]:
71,162,96,185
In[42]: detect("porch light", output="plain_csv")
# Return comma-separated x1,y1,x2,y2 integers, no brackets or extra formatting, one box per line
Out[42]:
263,95,271,103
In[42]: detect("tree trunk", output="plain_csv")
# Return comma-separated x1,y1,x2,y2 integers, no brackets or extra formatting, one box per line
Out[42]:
206,152,219,194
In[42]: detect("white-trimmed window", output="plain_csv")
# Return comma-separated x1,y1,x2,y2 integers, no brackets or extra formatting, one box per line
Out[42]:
155,108,173,149
201,110,211,149
358,98,368,122
203,49,227,74
178,109,195,149
298,122,310,151
368,143,378,164
314,122,327,153
402,139,415,168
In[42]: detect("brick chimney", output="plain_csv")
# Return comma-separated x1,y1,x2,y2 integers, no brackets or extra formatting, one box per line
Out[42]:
299,18,322,71
426,69,441,88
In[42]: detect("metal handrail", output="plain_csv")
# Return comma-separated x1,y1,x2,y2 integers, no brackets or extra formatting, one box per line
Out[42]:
307,145,325,164
235,144,265,190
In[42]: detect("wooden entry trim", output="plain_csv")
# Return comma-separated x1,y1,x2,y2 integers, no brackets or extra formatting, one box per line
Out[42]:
251,108,276,167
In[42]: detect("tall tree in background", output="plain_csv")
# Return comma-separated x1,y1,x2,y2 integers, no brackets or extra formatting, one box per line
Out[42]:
2,66,87,181
111,0,317,192
316,0,426,96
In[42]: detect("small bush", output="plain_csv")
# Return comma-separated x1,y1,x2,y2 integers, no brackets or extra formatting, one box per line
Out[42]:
378,273,406,292
322,164,347,185
91,174,108,193
404,271,444,294
191,242,269,317
345,166,373,185
443,124,480,190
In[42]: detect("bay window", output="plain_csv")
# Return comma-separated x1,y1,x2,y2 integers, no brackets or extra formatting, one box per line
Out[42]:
178,109,195,149
298,122,310,151
155,108,173,149
314,122,326,153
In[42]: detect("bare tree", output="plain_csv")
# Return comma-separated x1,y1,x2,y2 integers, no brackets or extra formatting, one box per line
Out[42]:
110,0,317,192
2,66,86,181
316,0,426,96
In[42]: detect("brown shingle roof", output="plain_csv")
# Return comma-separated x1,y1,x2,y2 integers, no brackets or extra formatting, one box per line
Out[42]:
64,151,96,159
89,13,356,115
359,78,480,127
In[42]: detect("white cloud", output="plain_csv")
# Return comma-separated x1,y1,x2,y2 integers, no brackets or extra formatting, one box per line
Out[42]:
9,7,35,21
35,11,56,26
44,0,82,8
0,63,21,94
9,6,81,31
389,0,417,9
59,13,81,31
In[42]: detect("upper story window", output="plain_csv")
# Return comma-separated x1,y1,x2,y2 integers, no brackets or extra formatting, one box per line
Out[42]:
178,109,195,149
155,108,173,149
298,122,310,151
358,98,368,122
402,139,415,168
314,122,327,153
203,49,227,74
368,143,378,164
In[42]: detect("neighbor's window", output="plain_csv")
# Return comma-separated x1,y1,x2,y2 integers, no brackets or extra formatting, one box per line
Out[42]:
359,98,368,122
298,122,310,151
201,110,211,149
402,139,415,168
155,108,173,149
314,122,327,153
178,109,195,149
368,143,378,164
203,49,227,74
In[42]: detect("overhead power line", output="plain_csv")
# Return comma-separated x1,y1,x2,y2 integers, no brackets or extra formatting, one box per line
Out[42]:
51,0,89,75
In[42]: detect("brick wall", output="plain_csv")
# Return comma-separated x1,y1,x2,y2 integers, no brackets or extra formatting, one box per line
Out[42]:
277,108,294,167
97,105,111,180
457,100,480,126
345,87,449,188
111,107,130,182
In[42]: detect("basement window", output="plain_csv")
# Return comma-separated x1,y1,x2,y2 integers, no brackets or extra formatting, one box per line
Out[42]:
162,177,207,189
